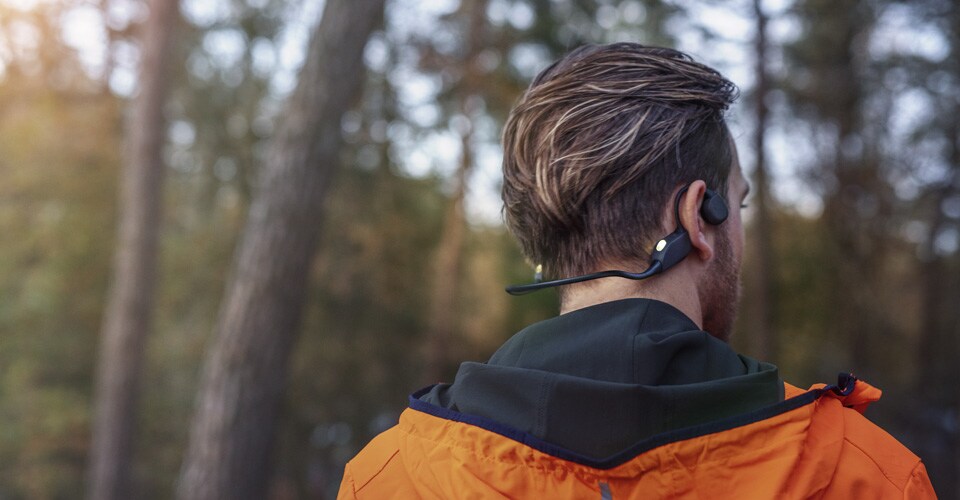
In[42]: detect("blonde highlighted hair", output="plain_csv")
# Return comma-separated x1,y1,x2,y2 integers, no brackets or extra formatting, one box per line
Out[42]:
501,43,738,287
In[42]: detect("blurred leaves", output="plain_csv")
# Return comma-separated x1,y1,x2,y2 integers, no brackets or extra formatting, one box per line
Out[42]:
0,0,958,498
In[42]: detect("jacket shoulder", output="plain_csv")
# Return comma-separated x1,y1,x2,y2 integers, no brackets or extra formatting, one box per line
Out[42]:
844,408,919,482
339,425,417,499
827,405,935,498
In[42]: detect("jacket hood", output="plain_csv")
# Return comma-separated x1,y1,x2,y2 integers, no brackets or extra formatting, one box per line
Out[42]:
420,298,783,459
342,373,930,500
340,300,932,499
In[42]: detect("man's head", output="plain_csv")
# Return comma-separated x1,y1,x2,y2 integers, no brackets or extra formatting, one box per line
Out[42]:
501,43,745,337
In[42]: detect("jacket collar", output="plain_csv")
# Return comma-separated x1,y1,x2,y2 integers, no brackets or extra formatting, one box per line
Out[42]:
419,298,782,459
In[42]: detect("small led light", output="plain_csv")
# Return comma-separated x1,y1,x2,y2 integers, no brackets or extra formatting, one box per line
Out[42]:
656,239,667,251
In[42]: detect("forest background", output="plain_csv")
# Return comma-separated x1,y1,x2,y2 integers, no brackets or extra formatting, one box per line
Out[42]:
0,0,958,498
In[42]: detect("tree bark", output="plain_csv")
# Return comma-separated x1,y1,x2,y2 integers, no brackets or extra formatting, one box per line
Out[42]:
916,72,960,497
809,1,877,375
87,0,179,499
425,131,474,383
175,0,385,498
424,0,487,384
746,0,778,364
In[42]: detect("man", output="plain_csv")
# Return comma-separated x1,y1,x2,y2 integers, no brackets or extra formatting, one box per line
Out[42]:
338,43,935,498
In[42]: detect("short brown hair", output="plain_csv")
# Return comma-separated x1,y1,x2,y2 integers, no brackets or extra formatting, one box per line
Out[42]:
501,43,738,287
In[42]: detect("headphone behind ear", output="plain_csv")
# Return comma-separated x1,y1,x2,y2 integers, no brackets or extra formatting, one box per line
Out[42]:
504,183,730,295
645,185,729,273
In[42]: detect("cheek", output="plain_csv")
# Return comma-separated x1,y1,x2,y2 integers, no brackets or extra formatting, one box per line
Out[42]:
730,213,745,262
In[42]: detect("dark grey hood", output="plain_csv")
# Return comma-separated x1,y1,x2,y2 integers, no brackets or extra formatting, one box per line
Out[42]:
419,298,783,459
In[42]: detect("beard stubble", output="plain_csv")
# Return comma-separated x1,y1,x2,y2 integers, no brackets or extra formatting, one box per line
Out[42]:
701,230,742,342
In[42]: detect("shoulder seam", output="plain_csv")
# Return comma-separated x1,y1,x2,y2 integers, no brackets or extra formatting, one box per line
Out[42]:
903,461,930,500
842,435,918,492
342,463,357,498
353,449,402,493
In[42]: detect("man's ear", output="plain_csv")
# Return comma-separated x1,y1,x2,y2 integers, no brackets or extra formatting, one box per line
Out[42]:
678,180,715,262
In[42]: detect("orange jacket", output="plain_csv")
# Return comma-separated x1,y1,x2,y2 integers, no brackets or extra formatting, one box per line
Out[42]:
339,377,935,499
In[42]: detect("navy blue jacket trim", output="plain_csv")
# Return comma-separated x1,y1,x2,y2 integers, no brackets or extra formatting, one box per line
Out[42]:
408,382,840,470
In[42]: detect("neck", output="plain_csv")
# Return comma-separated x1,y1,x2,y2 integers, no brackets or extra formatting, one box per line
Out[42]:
559,266,704,329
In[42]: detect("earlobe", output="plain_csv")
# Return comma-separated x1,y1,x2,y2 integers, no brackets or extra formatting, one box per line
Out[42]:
689,224,715,261
679,181,716,262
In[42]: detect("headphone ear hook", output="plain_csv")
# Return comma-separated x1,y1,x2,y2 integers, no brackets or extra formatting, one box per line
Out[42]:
504,183,730,295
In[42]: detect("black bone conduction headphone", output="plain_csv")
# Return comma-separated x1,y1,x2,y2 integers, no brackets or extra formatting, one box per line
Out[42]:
505,184,729,295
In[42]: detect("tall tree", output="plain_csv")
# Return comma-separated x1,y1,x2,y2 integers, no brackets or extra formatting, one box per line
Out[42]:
784,0,885,375
745,0,778,363
87,0,180,498
424,0,489,383
175,0,386,497
914,2,960,492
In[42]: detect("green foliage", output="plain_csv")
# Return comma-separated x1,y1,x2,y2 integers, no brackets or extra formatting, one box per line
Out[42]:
1,0,958,497
0,71,120,498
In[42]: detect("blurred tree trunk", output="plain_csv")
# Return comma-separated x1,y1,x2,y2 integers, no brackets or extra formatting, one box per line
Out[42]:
746,0,778,364
789,0,881,375
916,175,957,497
916,45,960,492
941,5,960,491
87,0,179,499
175,0,384,498
425,132,474,383
822,19,868,374
951,10,960,487
424,0,487,383
96,0,117,95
